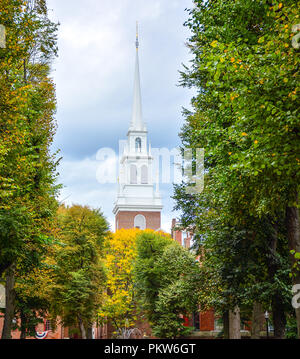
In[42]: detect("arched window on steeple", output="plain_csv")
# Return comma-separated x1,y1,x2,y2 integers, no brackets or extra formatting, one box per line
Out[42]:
135,137,142,152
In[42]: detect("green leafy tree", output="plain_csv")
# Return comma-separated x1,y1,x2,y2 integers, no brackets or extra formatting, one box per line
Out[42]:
134,231,201,338
0,0,59,339
50,205,109,339
174,0,299,337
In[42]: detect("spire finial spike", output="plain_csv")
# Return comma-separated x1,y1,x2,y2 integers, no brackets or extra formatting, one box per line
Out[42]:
136,21,139,50
130,21,144,132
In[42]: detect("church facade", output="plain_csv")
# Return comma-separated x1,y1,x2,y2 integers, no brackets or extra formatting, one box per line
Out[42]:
113,27,163,231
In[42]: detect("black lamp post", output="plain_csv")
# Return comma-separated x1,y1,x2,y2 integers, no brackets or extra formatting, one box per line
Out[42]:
264,311,269,339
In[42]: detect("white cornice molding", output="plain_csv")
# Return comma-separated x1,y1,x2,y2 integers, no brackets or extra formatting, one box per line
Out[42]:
113,204,163,215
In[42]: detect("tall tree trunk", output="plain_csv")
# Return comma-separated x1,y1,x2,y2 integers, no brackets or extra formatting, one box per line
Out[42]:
251,302,263,339
271,294,286,339
78,316,87,339
266,220,286,338
1,263,16,339
286,192,300,338
20,309,27,339
87,326,93,339
223,311,229,339
229,306,241,339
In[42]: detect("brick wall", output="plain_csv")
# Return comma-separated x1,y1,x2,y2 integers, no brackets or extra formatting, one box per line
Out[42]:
0,314,21,339
0,315,64,339
116,211,161,231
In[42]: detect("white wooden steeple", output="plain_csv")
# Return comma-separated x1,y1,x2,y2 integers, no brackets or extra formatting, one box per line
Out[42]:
113,24,163,228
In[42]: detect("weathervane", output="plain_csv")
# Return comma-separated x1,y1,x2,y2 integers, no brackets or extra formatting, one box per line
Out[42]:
135,21,139,50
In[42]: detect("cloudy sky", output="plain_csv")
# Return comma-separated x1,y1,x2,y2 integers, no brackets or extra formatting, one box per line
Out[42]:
47,0,195,232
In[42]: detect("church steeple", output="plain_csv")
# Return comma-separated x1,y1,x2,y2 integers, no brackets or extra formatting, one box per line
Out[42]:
113,23,162,232
130,22,145,132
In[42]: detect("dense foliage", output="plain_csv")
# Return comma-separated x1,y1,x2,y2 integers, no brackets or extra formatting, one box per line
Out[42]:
49,205,109,339
174,0,300,338
134,231,201,338
99,228,140,333
0,0,59,339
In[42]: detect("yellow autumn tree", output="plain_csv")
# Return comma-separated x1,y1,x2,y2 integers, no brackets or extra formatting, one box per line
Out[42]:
99,228,143,332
